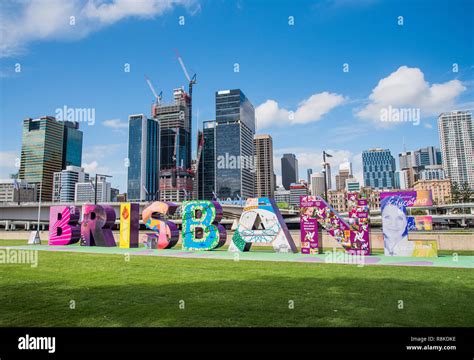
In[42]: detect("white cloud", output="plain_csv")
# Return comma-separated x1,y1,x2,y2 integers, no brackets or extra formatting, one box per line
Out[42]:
0,151,20,178
82,160,99,173
103,118,128,129
0,0,199,58
0,151,19,168
256,92,346,130
356,66,466,123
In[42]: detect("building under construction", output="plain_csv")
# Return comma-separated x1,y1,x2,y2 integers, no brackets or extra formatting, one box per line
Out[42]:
152,88,193,202
142,53,201,202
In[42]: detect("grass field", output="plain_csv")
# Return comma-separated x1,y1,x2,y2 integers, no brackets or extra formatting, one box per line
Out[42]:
0,240,473,327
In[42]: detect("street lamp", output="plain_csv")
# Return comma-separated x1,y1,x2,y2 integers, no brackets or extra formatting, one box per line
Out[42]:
322,150,333,201
28,181,42,245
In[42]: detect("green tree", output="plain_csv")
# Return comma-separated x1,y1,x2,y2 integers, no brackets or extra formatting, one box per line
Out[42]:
452,182,473,203
451,182,473,215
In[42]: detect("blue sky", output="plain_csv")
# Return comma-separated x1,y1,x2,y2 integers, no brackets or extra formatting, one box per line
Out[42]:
1,0,473,191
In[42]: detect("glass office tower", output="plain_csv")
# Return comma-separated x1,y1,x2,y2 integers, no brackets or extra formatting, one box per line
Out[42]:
62,121,83,168
127,114,160,201
215,89,255,200
281,153,298,190
19,116,64,201
198,120,217,200
362,148,396,189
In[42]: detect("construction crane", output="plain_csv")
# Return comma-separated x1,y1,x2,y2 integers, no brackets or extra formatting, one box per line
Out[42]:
175,50,197,95
175,49,196,135
144,75,162,117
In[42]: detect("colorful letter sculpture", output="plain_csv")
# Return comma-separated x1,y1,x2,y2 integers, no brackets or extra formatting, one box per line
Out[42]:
380,191,437,257
230,198,298,253
80,204,116,247
141,201,179,249
300,193,370,255
182,200,226,251
48,206,81,245
119,203,139,248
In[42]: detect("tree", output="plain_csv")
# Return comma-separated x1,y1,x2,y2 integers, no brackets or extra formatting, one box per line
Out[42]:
451,182,473,215
452,182,473,203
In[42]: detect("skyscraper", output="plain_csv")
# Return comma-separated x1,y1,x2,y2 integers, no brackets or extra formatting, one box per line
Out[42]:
438,111,474,188
197,120,216,200
62,121,83,169
214,89,255,199
281,153,298,190
19,116,64,201
362,148,396,189
127,114,160,201
154,88,193,201
307,168,313,184
254,134,274,198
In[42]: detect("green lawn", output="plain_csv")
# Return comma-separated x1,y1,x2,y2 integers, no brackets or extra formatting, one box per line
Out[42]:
0,240,473,327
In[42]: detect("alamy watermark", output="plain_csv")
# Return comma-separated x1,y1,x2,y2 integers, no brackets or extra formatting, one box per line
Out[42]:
325,248,365,267
380,105,420,126
55,105,95,126
216,153,256,172
0,249,38,267
18,334,55,353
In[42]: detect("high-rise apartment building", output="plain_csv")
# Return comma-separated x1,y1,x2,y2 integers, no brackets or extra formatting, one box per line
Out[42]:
438,111,474,189
254,134,274,198
127,114,160,201
362,148,396,189
281,153,298,190
19,116,64,201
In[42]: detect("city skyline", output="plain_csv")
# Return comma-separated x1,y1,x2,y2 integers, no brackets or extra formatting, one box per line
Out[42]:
1,0,473,192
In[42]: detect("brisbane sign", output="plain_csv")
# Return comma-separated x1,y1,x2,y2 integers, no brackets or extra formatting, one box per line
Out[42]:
48,191,436,257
